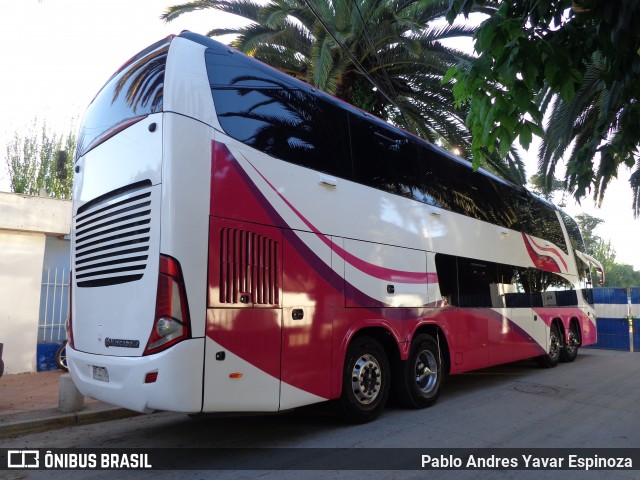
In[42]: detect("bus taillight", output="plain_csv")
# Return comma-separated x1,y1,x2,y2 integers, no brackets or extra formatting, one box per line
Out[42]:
144,255,191,356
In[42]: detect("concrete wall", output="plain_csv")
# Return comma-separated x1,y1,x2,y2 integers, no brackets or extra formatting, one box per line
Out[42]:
0,192,71,374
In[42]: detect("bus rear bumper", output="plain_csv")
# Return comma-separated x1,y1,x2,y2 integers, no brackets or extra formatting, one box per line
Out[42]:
67,339,204,414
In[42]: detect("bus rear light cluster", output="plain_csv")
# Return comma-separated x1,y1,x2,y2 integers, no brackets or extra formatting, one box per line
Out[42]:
144,255,191,356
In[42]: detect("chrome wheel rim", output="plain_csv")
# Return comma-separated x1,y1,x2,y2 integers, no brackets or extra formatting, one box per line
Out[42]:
565,329,578,354
415,350,438,394
549,329,561,360
351,354,382,405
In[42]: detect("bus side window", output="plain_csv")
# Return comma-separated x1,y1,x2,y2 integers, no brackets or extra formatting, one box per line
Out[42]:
456,258,497,308
348,114,418,200
526,269,578,307
527,200,568,254
434,254,459,307
496,264,531,308
205,51,352,181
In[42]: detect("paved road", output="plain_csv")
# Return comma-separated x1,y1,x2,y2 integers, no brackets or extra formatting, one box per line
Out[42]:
2,348,640,479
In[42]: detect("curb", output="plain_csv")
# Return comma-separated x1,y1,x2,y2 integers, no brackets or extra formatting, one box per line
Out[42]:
0,407,140,440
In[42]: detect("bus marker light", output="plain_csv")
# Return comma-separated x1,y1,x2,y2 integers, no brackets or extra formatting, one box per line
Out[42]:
229,372,243,379
145,372,159,384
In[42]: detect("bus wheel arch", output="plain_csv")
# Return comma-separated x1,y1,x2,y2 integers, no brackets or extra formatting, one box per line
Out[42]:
536,319,563,368
412,325,451,376
394,325,449,409
338,335,390,423
337,328,398,423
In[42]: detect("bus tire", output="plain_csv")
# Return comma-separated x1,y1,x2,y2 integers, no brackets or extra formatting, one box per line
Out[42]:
338,336,390,423
395,334,442,408
560,322,579,363
536,323,562,368
55,340,69,372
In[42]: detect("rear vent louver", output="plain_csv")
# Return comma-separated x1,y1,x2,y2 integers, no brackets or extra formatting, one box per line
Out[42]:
219,228,280,305
74,182,153,288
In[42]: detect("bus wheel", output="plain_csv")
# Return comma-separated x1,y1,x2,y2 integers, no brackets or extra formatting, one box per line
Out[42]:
338,336,390,423
536,323,562,368
560,323,579,363
396,334,442,408
55,340,69,372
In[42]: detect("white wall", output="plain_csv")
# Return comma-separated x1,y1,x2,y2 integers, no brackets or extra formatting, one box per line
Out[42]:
0,192,71,374
0,231,46,373
0,192,71,234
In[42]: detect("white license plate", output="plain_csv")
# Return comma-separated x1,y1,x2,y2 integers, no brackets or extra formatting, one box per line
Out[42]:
92,366,109,383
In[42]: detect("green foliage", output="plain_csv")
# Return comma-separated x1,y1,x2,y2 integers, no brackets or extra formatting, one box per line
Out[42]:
163,0,526,184
574,213,602,254
575,212,640,288
5,118,76,199
445,0,640,215
529,172,564,201
591,240,640,288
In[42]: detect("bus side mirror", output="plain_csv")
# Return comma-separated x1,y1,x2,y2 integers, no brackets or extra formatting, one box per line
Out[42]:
595,267,605,286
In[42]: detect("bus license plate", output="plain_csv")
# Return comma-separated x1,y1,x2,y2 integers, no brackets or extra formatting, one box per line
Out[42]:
92,366,109,383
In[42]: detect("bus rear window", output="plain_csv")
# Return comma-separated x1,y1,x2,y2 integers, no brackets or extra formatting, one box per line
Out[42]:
76,37,171,158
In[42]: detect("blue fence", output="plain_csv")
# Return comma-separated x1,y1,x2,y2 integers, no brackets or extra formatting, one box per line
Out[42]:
631,287,640,306
589,287,638,351
593,317,630,351
593,288,629,305
632,288,640,351
37,267,69,371
37,342,64,371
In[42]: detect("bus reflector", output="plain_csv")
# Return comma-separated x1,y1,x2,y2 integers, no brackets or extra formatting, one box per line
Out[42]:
143,255,191,355
145,372,159,383
229,372,243,379
67,271,75,349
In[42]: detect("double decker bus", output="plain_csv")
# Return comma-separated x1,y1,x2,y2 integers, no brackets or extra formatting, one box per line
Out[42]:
67,31,604,423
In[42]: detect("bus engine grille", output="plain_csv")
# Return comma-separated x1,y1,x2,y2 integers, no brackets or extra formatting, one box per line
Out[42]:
74,181,153,288
219,227,280,305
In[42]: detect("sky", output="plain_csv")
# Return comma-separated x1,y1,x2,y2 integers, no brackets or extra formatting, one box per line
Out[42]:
1,0,639,270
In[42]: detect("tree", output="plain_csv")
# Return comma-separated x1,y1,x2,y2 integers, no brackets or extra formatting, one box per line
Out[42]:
575,212,640,288
574,213,602,255
591,240,640,288
444,0,640,215
529,172,565,203
162,0,526,184
5,118,76,199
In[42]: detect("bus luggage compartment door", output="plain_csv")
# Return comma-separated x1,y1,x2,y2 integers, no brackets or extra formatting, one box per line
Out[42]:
203,217,282,412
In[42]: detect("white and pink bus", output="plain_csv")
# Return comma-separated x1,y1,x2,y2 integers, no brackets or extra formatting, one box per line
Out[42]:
68,32,604,423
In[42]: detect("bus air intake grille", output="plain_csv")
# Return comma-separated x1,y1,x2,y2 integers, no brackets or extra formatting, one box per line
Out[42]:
219,227,280,305
74,182,153,288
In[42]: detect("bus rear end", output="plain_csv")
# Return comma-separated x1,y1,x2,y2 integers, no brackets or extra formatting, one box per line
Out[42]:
68,36,208,413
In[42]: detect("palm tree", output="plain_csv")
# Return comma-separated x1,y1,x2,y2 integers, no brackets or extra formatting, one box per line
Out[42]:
537,51,640,215
162,0,525,183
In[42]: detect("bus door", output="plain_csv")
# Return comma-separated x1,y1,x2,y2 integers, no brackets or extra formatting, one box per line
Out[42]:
203,218,282,412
